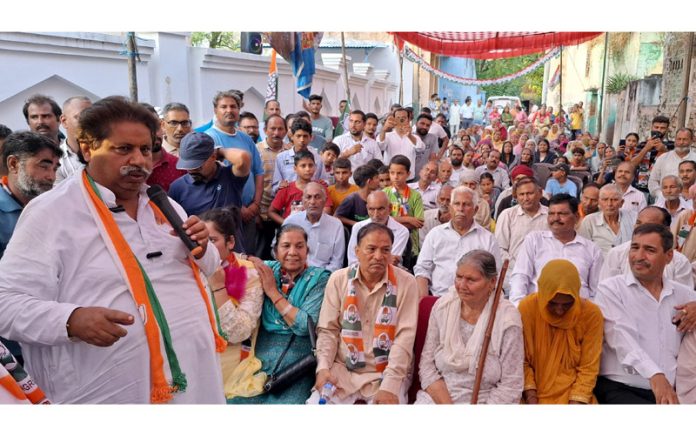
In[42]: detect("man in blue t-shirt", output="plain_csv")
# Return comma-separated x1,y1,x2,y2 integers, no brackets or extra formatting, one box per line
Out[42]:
169,131,250,234
204,90,265,253
544,163,578,198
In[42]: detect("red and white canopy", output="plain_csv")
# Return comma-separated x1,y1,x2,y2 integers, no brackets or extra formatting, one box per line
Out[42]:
391,32,603,59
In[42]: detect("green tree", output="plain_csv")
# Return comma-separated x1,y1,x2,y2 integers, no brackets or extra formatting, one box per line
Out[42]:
190,32,240,50
475,54,544,103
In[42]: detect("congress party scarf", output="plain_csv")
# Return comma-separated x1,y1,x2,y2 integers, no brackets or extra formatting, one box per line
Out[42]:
340,264,398,373
81,171,226,403
0,341,49,404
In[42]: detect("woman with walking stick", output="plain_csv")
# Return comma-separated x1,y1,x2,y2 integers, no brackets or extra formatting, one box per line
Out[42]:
414,250,524,404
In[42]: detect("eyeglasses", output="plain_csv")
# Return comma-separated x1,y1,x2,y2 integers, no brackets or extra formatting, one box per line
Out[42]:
166,120,192,128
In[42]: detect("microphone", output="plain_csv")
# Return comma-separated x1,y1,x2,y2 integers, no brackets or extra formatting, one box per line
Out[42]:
146,185,203,257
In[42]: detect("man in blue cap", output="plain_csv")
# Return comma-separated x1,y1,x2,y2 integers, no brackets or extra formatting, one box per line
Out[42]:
168,131,251,217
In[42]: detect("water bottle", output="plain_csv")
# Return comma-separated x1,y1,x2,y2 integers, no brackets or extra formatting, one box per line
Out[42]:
318,382,336,405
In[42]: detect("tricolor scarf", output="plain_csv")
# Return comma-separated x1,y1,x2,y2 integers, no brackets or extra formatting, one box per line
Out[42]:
340,265,398,373
389,186,411,217
676,211,696,252
81,171,226,403
0,341,49,404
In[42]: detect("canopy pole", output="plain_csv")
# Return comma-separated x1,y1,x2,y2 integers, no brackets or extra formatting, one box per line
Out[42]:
598,33,609,137
399,47,404,106
127,32,138,102
340,32,352,107
559,45,563,111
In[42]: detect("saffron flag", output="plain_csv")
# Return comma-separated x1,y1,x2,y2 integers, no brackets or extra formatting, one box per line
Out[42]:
265,49,278,103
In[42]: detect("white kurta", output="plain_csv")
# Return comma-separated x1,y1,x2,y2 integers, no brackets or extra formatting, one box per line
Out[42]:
0,173,225,404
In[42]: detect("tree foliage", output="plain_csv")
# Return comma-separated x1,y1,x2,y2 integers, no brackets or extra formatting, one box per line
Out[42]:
190,32,240,50
475,54,544,103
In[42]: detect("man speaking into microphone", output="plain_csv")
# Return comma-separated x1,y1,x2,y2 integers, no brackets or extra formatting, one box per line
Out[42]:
0,96,249,404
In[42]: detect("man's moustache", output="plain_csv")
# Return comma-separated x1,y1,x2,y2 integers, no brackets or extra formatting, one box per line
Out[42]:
119,165,152,177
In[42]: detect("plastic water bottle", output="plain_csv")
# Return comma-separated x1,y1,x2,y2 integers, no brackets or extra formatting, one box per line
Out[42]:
318,382,336,405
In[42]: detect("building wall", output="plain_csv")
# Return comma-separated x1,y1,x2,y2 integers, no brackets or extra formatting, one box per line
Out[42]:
0,32,400,131
436,56,479,105
658,33,694,135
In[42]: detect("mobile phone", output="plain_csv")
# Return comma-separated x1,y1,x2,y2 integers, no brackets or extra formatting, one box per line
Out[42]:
651,130,665,139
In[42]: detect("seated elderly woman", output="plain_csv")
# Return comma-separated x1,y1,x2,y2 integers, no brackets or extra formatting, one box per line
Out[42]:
228,224,331,404
201,207,265,400
518,259,603,404
415,250,524,404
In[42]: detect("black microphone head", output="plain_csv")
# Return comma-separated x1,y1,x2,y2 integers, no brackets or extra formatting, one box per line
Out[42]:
146,184,166,200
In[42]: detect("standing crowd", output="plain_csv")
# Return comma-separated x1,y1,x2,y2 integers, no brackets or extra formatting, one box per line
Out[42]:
1,88,695,405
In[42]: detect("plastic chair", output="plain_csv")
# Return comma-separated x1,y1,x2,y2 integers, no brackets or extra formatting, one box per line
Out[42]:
407,295,440,404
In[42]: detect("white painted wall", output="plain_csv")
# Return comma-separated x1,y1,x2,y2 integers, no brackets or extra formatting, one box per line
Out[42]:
0,32,400,131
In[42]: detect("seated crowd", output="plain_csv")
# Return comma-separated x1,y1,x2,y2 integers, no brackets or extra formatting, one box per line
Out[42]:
1,92,696,405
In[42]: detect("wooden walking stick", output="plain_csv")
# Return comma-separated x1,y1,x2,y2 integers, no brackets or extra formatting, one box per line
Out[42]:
470,259,509,404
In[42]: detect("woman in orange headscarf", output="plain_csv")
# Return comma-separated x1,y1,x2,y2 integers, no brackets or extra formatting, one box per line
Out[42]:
518,259,604,404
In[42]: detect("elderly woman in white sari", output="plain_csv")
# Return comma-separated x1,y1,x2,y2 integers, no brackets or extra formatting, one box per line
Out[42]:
415,250,524,404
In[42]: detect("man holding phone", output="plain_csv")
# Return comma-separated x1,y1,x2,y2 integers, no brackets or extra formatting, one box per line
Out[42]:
377,108,425,181
647,128,696,198
630,116,672,194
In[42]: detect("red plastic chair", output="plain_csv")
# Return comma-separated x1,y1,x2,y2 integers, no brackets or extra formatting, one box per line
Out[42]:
407,295,440,403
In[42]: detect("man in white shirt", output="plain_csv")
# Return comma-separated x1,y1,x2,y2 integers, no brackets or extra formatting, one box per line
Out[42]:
494,177,548,291
419,184,452,247
414,186,501,298
599,206,694,289
378,108,425,181
647,128,696,198
475,149,510,190
427,114,450,151
614,161,646,213
460,96,474,130
594,223,695,404
0,96,226,404
509,193,604,305
654,175,691,227
448,99,461,135
579,184,638,255
408,160,440,210
283,182,345,272
56,96,92,183
347,190,409,265
334,110,382,171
